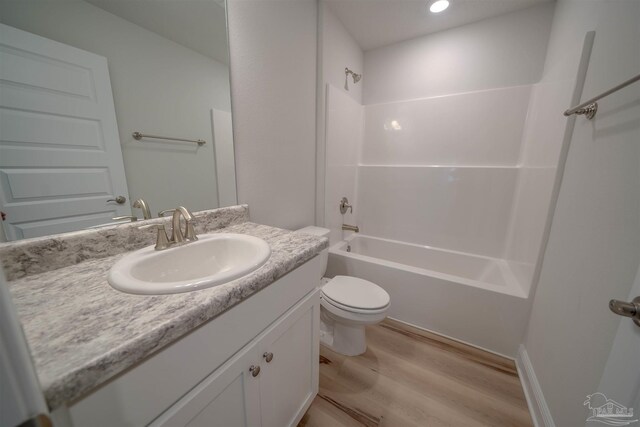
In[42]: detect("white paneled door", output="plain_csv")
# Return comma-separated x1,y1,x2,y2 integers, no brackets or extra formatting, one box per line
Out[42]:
0,23,130,241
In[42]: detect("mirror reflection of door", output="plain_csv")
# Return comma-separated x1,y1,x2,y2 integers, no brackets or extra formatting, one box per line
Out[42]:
0,0,236,242
0,23,131,240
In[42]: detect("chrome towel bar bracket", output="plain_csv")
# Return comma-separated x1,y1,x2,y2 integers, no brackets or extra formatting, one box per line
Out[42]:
564,72,640,119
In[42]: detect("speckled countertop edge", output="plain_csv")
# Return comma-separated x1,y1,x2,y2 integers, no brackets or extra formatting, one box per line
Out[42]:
8,222,328,409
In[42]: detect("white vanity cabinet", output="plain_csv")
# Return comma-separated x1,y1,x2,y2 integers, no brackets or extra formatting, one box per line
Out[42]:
151,289,320,427
58,256,322,427
257,295,318,427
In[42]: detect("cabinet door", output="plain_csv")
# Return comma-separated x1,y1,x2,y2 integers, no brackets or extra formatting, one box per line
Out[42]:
258,290,320,427
150,342,261,427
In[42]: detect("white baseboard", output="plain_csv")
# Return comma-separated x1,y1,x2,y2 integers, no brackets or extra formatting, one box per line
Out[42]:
386,317,515,360
516,345,555,427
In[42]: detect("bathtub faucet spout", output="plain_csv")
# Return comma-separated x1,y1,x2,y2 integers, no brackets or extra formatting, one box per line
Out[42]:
342,224,359,233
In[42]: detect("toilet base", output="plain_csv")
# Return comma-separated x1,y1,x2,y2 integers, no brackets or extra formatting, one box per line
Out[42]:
320,309,367,356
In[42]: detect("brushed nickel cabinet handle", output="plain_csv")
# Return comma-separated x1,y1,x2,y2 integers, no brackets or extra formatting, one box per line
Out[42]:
263,352,273,363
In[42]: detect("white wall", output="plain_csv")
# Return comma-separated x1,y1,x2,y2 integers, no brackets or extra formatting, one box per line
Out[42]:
212,109,237,208
228,0,317,230
363,3,555,105
321,4,364,105
0,0,231,216
522,1,640,425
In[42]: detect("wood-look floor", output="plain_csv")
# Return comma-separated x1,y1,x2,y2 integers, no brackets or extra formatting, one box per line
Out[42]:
298,318,533,427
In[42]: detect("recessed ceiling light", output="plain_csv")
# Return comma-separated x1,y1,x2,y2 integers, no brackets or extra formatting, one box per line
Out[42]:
429,0,449,13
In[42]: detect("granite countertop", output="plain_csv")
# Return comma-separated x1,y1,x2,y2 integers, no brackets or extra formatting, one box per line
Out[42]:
8,222,328,409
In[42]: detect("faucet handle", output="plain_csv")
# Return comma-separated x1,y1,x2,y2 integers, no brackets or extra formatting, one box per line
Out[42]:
185,220,198,241
339,197,353,214
138,223,170,250
158,209,175,217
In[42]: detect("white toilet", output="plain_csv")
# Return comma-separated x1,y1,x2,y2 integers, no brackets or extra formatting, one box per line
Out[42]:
297,226,390,356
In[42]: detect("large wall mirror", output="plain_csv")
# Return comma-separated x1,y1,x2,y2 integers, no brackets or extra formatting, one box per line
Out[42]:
0,0,236,241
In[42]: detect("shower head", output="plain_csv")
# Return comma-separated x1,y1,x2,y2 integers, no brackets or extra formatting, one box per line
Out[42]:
344,67,362,90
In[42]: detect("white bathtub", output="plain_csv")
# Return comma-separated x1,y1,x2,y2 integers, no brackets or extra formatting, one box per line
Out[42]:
326,234,531,357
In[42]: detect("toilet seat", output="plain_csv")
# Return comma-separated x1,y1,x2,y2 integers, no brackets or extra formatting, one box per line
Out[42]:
321,276,390,314
322,294,390,315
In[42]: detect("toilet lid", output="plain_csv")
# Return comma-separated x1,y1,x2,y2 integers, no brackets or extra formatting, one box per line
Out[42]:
322,276,390,311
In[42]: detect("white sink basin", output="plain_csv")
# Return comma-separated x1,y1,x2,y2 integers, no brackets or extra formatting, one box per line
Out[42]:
108,233,271,294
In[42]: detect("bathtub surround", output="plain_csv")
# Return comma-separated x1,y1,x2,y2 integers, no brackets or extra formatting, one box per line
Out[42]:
5,213,328,409
324,86,362,244
358,84,530,256
357,165,519,258
357,10,555,293
0,205,249,281
361,85,531,166
316,3,364,227
323,82,529,257
355,5,557,295
319,2,567,357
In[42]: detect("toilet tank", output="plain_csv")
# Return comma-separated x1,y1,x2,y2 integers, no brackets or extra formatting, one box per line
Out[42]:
296,226,330,277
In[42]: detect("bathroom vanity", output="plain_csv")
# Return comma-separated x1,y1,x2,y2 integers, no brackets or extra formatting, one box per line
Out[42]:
68,258,322,427
1,206,327,427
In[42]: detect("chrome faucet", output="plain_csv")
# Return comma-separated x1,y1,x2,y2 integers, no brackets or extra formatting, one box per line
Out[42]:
171,206,198,244
342,224,359,233
133,198,152,220
143,206,198,250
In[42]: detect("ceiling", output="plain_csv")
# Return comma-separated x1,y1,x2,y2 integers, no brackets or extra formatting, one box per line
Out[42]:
85,0,229,64
325,0,554,51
